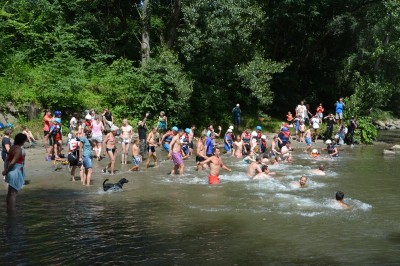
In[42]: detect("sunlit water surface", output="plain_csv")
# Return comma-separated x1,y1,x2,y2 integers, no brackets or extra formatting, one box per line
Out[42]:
1,131,400,264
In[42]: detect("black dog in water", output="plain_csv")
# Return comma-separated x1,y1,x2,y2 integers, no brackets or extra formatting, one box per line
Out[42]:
102,178,129,192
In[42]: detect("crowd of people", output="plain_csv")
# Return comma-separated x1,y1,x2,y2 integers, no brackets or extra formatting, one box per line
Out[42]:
2,99,355,214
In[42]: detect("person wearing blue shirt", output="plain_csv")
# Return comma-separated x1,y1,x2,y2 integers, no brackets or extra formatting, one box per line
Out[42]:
334,98,345,125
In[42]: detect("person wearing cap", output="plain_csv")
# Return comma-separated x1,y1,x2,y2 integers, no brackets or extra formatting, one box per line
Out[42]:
181,128,191,157
145,127,159,168
138,112,150,158
224,129,234,155
260,135,267,154
323,113,336,140
232,103,241,131
168,128,185,175
199,147,231,185
102,125,119,174
48,118,63,159
277,127,290,149
84,114,92,129
324,139,338,158
311,114,320,142
310,148,320,158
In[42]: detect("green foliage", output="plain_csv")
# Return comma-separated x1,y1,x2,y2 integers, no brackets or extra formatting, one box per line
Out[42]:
0,0,399,134
237,53,288,108
354,116,378,145
344,74,393,116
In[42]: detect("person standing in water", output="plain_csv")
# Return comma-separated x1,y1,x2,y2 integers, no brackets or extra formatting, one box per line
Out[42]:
157,111,168,133
145,127,159,168
138,112,150,159
199,148,231,185
168,128,185,176
103,125,119,175
79,128,94,186
120,119,133,164
3,133,28,215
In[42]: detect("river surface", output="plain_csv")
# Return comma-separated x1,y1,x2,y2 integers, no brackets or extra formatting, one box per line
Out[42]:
1,131,400,265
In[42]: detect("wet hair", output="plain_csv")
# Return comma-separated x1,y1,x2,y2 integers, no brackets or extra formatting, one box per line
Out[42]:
263,153,269,159
212,147,220,154
255,156,261,162
261,165,268,172
318,164,325,171
14,133,28,146
336,191,345,201
133,139,139,144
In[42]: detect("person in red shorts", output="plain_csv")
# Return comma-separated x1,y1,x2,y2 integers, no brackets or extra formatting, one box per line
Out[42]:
199,147,231,185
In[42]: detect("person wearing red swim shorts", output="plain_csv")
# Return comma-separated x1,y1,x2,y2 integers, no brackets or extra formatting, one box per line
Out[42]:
200,147,231,185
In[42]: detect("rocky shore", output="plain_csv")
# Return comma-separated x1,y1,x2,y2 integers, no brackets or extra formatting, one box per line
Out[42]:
374,119,400,130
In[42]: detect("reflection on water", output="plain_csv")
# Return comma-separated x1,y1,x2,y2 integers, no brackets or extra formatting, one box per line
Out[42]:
1,131,400,264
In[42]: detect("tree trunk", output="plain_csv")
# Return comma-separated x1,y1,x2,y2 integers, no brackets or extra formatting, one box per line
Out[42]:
141,0,151,63
167,0,181,49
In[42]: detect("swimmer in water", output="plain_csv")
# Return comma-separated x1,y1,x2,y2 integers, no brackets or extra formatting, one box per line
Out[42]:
253,165,276,180
246,156,262,177
311,164,326,176
335,191,350,209
292,176,308,188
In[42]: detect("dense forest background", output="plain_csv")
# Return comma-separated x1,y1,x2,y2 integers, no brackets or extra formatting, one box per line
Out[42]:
1,0,399,127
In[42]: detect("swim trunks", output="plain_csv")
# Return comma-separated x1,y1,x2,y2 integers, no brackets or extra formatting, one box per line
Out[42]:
131,155,141,166
147,146,156,153
172,152,183,166
196,156,205,163
106,148,116,154
305,137,312,145
208,174,220,185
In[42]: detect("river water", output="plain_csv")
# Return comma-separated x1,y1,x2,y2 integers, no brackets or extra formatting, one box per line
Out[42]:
1,131,400,265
